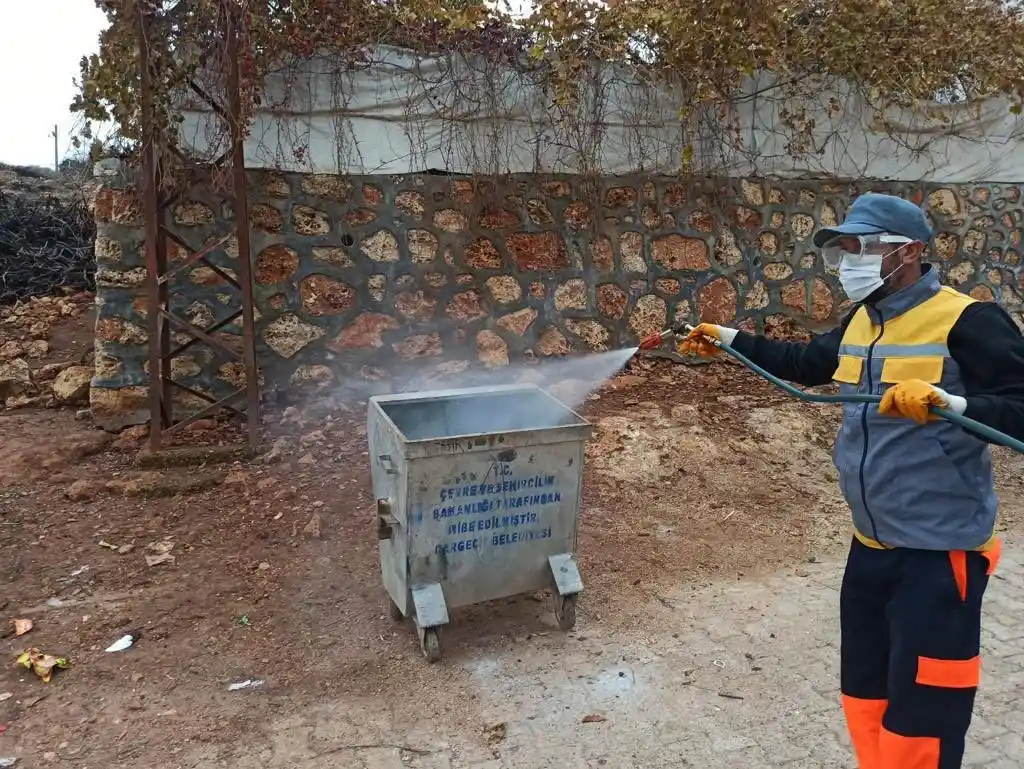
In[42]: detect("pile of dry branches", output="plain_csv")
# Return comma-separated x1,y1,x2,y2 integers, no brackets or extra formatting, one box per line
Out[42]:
0,187,96,304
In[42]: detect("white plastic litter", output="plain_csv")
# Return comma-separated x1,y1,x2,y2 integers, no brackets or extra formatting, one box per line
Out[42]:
228,679,264,691
105,635,134,653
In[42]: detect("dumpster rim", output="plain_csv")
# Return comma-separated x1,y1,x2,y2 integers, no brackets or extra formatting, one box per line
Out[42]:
368,383,591,445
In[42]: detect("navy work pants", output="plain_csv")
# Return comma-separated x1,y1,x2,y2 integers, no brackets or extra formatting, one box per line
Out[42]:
839,536,999,769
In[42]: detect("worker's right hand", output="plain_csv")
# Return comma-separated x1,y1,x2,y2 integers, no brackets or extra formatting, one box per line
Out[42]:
678,323,737,358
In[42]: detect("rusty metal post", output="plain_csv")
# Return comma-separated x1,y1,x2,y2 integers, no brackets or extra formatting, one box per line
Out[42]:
225,4,260,447
135,0,260,453
139,5,169,450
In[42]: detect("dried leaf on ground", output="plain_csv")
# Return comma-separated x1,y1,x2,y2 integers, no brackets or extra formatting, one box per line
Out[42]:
16,648,68,683
484,722,507,745
144,552,175,568
581,713,607,724
12,619,33,637
303,513,322,538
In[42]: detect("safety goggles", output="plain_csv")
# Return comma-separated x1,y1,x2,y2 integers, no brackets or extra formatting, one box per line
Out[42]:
820,233,914,268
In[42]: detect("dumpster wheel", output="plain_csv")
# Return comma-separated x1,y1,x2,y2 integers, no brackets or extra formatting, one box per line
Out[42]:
421,628,442,663
555,594,578,631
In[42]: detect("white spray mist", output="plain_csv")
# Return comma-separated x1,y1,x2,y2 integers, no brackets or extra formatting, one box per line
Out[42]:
332,345,640,406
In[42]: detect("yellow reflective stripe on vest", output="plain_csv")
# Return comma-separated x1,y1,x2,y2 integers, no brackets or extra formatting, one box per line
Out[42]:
832,287,976,384
854,527,1000,554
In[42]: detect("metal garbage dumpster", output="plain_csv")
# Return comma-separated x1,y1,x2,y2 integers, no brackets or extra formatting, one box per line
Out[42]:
368,383,593,662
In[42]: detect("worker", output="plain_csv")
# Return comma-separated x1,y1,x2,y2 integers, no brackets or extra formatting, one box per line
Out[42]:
680,192,1024,769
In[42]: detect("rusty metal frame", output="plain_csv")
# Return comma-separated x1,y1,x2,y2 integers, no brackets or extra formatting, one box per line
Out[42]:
138,1,260,451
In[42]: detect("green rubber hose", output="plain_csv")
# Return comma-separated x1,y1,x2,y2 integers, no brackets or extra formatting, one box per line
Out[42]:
705,336,1024,455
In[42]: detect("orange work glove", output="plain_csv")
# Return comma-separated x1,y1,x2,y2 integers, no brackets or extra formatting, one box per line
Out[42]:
878,379,966,425
678,323,737,358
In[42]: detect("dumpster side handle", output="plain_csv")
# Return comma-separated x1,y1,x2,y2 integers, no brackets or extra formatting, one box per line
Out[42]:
377,499,399,540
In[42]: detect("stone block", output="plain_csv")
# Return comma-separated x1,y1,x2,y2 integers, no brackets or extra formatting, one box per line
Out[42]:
255,245,300,284
485,276,522,305
619,231,646,274
94,187,142,225
652,234,709,270
697,278,737,326
934,232,960,261
591,236,614,273
542,180,571,198
299,275,356,316
605,186,637,208
251,204,283,233
497,308,537,336
301,174,351,201
361,230,400,261
506,232,569,271
763,262,793,281
446,290,487,323
395,291,437,321
368,274,385,302
292,205,330,236
263,314,326,358
566,319,610,351
344,208,378,227
394,333,443,359
628,294,667,339
312,247,354,268
655,277,681,296
476,330,509,368
90,385,149,431
330,312,399,350
435,209,469,232
465,238,502,269
527,199,554,225
564,201,593,229
253,171,290,198
928,188,960,216
174,201,215,226
478,207,519,229
537,327,572,356
95,236,123,263
554,279,588,311
396,190,426,219
744,281,769,310
408,229,438,263
597,284,628,319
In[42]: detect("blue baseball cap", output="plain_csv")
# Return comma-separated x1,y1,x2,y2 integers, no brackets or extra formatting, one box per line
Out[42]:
812,193,935,248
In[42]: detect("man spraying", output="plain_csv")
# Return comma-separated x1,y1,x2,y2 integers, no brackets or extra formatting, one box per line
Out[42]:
680,192,1024,769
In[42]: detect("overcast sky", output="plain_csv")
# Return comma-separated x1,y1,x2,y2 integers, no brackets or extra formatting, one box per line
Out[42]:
0,1,108,168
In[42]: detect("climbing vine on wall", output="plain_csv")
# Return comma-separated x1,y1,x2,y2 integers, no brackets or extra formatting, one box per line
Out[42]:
73,0,1024,183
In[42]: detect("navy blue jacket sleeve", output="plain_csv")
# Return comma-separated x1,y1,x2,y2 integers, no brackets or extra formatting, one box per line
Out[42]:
728,312,855,387
948,301,1024,442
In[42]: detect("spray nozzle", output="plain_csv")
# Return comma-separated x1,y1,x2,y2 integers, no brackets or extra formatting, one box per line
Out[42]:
638,322,692,351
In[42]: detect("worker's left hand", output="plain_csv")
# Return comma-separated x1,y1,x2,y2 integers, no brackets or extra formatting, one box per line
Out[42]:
678,323,737,358
878,379,959,425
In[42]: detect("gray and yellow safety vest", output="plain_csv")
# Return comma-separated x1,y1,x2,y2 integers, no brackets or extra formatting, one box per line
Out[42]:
832,269,998,551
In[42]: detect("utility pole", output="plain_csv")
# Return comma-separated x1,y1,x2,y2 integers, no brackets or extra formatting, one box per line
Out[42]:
51,124,58,172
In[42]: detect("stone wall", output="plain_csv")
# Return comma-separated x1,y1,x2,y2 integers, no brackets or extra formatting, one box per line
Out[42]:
90,171,1023,426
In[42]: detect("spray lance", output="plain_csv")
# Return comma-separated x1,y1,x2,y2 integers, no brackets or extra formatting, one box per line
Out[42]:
637,322,692,352
636,324,1024,455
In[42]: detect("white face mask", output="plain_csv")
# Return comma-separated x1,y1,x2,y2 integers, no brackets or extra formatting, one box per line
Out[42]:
836,246,907,303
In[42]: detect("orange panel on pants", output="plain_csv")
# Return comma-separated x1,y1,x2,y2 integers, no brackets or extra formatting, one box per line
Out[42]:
839,538,999,769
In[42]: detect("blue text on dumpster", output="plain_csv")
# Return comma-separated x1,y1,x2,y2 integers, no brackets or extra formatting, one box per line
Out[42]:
432,462,563,554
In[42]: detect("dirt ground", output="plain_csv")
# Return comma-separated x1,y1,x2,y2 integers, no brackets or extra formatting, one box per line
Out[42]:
3,308,1024,768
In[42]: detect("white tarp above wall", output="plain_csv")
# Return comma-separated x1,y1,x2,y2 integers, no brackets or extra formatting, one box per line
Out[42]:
177,45,1024,182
